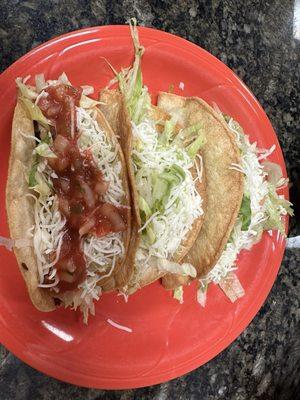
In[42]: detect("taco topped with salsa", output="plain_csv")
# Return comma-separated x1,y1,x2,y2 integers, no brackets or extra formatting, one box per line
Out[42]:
6,73,131,322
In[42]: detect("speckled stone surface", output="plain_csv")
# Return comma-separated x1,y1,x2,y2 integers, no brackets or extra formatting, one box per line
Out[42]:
0,0,299,399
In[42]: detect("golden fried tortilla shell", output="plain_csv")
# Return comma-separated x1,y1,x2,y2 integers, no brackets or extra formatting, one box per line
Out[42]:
158,92,244,282
6,100,56,311
99,89,140,290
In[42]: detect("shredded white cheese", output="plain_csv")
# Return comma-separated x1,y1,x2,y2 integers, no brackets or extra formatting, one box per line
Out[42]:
107,319,132,333
117,292,129,303
132,119,203,275
77,107,124,206
29,194,66,287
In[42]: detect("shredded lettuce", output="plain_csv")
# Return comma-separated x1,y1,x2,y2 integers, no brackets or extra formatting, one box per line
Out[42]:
186,135,205,159
34,172,52,197
145,225,156,245
158,117,177,146
35,74,46,93
180,123,202,138
263,184,293,235
151,172,170,212
137,164,187,226
170,164,186,181
138,195,156,244
138,195,151,222
239,195,251,231
145,165,186,218
31,137,56,188
41,132,51,144
151,165,184,211
174,123,202,145
20,97,52,129
112,18,151,124
28,157,39,188
173,123,204,158
157,259,197,277
28,153,52,197
34,142,57,158
29,164,51,197
16,78,37,100
173,286,184,303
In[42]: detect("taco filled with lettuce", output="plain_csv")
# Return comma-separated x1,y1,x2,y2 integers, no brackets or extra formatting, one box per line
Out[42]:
100,20,208,293
6,73,131,322
157,93,293,304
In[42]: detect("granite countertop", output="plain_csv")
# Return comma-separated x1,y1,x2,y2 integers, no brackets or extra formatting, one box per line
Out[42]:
0,0,299,399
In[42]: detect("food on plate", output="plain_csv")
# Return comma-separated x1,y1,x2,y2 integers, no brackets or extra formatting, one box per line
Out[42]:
6,73,131,321
158,93,244,290
157,93,293,303
4,20,293,322
100,19,206,293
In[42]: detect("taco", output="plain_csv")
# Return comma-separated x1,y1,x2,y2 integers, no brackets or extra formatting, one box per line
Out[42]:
6,73,131,321
100,20,206,294
157,93,244,289
157,93,293,304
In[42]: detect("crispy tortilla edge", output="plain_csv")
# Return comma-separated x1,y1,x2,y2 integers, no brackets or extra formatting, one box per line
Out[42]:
6,100,56,311
99,89,141,291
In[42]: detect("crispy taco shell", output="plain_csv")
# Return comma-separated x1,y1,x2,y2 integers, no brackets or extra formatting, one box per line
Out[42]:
157,93,244,289
100,90,206,293
91,108,132,291
6,101,56,311
6,98,132,309
100,89,141,291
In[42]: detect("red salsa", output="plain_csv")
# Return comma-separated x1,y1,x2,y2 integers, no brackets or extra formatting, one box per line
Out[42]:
38,84,127,292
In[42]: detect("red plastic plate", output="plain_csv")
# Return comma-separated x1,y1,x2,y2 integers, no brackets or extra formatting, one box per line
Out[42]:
0,26,288,389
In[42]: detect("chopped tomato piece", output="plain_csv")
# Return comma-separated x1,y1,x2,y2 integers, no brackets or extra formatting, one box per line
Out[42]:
38,83,127,293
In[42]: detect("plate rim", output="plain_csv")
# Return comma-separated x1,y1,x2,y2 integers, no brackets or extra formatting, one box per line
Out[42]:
0,24,288,389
